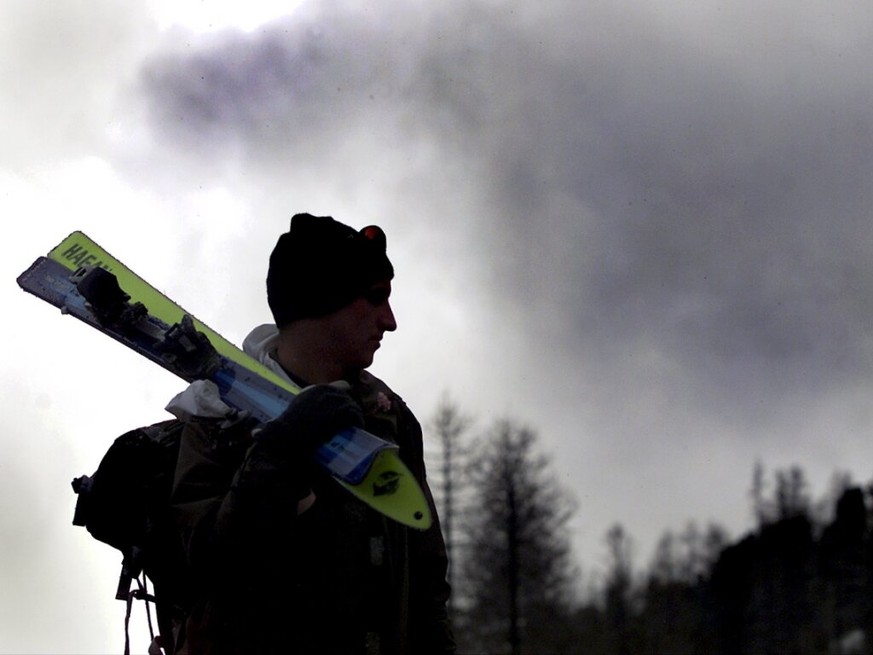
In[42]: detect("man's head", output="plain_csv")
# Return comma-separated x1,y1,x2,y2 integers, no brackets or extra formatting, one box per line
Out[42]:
267,213,395,328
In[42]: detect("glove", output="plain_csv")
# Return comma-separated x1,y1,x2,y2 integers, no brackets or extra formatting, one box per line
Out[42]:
229,385,364,528
255,383,365,464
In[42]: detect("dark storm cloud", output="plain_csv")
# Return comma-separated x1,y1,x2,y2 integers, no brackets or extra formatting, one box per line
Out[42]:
572,44,873,400
139,3,487,161
138,1,873,410
454,5,873,407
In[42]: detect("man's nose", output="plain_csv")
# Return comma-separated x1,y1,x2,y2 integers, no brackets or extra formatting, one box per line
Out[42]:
380,301,398,332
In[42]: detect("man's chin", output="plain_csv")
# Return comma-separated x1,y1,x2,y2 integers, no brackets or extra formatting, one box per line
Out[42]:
346,354,376,375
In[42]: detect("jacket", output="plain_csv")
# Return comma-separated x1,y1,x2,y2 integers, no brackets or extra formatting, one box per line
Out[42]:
169,327,454,655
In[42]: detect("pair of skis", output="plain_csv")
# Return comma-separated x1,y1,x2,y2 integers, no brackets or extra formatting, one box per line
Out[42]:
17,231,431,530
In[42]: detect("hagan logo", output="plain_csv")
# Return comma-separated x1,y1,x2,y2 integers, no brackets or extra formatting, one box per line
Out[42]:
60,243,113,272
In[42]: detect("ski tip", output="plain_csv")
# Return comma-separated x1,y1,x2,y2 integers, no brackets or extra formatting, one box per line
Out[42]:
337,449,433,531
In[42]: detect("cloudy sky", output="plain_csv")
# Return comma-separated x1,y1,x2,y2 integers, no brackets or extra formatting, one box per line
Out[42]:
4,0,873,651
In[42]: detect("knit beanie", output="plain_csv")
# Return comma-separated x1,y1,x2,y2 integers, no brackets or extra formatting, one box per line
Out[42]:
267,213,394,327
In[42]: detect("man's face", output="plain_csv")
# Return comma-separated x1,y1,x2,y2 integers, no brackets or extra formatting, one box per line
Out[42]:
322,280,397,374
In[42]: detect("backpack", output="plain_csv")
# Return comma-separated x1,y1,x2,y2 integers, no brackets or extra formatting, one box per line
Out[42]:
72,419,191,655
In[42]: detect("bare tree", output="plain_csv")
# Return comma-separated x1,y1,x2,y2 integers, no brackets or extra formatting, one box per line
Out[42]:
775,465,811,521
751,462,814,528
428,393,471,612
603,524,634,655
459,419,576,655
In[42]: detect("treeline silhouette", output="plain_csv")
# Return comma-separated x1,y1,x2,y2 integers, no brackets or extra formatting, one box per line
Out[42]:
427,398,873,655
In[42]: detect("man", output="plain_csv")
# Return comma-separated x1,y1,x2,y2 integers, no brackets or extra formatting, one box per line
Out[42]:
168,213,455,654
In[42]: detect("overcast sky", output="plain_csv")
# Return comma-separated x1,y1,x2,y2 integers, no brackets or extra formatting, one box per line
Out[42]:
4,0,873,652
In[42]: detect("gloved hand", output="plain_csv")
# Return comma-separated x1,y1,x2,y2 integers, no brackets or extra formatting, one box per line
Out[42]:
255,383,365,464
230,385,365,526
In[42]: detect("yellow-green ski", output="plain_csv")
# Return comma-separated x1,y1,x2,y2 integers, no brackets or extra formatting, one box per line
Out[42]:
19,231,432,530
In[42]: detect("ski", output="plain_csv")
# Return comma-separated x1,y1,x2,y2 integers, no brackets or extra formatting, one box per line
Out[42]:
17,231,432,530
